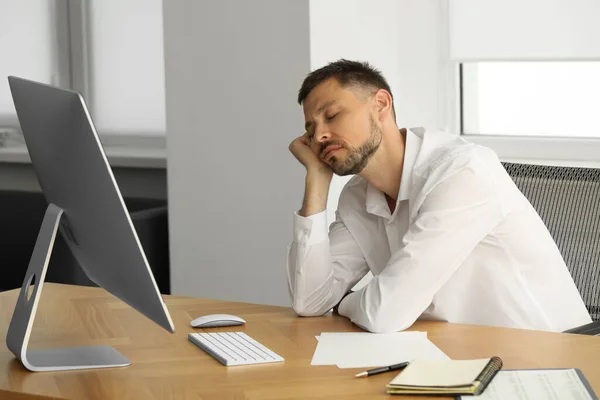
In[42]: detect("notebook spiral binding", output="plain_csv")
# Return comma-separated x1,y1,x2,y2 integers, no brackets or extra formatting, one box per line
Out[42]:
475,356,503,395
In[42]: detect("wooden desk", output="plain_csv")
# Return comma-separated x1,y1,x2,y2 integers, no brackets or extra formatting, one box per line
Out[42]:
1,284,600,399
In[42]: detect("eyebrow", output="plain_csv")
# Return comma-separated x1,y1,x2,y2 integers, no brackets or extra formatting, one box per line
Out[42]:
304,100,337,131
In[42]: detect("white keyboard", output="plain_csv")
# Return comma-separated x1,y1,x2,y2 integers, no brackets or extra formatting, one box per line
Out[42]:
188,332,284,366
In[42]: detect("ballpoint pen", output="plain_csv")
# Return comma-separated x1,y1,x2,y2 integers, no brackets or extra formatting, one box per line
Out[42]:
354,361,410,378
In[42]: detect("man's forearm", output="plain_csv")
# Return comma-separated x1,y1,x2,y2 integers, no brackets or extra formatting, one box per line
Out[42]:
299,170,332,217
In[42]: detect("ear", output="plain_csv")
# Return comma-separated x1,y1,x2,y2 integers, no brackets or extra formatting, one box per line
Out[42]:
373,89,393,122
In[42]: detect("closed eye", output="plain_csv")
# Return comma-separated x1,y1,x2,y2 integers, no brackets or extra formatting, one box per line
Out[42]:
326,113,338,121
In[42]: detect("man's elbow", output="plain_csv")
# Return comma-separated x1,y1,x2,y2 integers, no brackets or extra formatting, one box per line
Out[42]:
292,300,330,317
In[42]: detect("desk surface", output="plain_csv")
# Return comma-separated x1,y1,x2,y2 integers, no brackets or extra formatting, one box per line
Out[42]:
1,284,599,399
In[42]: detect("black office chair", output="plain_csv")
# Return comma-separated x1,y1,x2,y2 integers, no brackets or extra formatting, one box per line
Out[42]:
0,191,170,295
502,162,600,335
45,204,171,295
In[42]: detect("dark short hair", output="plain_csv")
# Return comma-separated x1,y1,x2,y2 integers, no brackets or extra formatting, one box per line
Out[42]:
297,59,395,120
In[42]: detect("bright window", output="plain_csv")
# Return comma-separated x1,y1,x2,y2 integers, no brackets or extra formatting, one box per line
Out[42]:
88,0,166,136
0,1,56,119
462,62,600,139
0,0,166,137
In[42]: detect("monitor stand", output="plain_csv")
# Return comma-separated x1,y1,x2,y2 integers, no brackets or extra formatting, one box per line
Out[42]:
5,203,130,371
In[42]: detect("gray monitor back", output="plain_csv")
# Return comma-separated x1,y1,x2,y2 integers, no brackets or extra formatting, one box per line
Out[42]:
8,76,175,333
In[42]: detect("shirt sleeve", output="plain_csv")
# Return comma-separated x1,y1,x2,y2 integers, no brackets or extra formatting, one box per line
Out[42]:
337,156,506,332
287,210,369,316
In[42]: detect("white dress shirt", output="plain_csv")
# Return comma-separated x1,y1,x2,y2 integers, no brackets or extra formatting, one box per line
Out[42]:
287,127,592,333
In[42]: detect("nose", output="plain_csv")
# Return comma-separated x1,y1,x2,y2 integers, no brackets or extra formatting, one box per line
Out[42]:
314,126,331,143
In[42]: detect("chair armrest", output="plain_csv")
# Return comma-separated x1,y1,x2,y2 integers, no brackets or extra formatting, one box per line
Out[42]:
563,321,600,335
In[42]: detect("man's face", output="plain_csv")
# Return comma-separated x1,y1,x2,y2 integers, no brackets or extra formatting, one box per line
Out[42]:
303,79,382,176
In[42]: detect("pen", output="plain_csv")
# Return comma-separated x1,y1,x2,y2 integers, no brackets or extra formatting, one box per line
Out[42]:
354,361,410,378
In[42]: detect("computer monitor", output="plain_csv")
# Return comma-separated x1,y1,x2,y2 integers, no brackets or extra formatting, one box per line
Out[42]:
5,76,175,372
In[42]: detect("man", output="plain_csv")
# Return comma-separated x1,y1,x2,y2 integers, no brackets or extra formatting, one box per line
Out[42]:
286,59,591,333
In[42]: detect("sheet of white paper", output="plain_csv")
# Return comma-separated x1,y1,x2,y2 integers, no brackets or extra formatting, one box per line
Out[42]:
311,331,448,369
461,369,594,400
315,336,319,341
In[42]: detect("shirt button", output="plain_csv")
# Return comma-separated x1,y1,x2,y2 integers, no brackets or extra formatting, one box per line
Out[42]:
303,229,309,235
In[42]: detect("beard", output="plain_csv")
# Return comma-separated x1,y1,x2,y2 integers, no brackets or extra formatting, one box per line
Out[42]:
326,116,382,176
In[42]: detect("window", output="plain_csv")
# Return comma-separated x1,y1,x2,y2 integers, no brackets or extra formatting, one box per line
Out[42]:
0,2,58,125
446,0,600,164
0,0,166,139
454,62,600,164
88,0,166,136
462,62,600,139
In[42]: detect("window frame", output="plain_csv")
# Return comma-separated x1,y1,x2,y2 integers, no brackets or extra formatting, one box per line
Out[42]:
440,1,600,167
453,62,600,166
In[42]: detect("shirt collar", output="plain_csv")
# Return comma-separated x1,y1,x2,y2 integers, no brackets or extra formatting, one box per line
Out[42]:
397,127,421,201
365,128,422,217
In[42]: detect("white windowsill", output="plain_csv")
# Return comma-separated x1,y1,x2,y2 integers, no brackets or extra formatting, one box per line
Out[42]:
462,134,600,169
0,134,166,169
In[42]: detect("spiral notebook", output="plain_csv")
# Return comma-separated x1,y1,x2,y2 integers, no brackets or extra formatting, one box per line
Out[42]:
387,356,502,396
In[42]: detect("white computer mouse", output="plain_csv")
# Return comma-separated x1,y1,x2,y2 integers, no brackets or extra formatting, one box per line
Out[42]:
190,314,246,328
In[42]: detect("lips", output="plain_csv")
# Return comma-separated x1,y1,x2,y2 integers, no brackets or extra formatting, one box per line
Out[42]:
322,145,342,160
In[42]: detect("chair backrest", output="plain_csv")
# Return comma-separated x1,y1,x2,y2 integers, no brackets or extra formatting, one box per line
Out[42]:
502,162,600,321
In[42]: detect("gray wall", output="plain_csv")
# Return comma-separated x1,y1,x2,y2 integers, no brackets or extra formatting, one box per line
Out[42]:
163,1,309,306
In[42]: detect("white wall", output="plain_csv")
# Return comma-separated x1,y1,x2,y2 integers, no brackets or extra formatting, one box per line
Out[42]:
164,0,444,306
309,0,443,227
163,0,309,306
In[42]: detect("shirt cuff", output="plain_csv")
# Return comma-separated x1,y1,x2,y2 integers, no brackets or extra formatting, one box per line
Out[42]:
293,210,328,246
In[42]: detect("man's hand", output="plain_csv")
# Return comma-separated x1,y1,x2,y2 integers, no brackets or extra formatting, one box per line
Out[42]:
332,290,353,315
289,133,333,179
289,133,333,217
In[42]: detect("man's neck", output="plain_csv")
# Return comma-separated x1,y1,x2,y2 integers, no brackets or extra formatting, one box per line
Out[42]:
360,127,407,201
385,194,397,214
